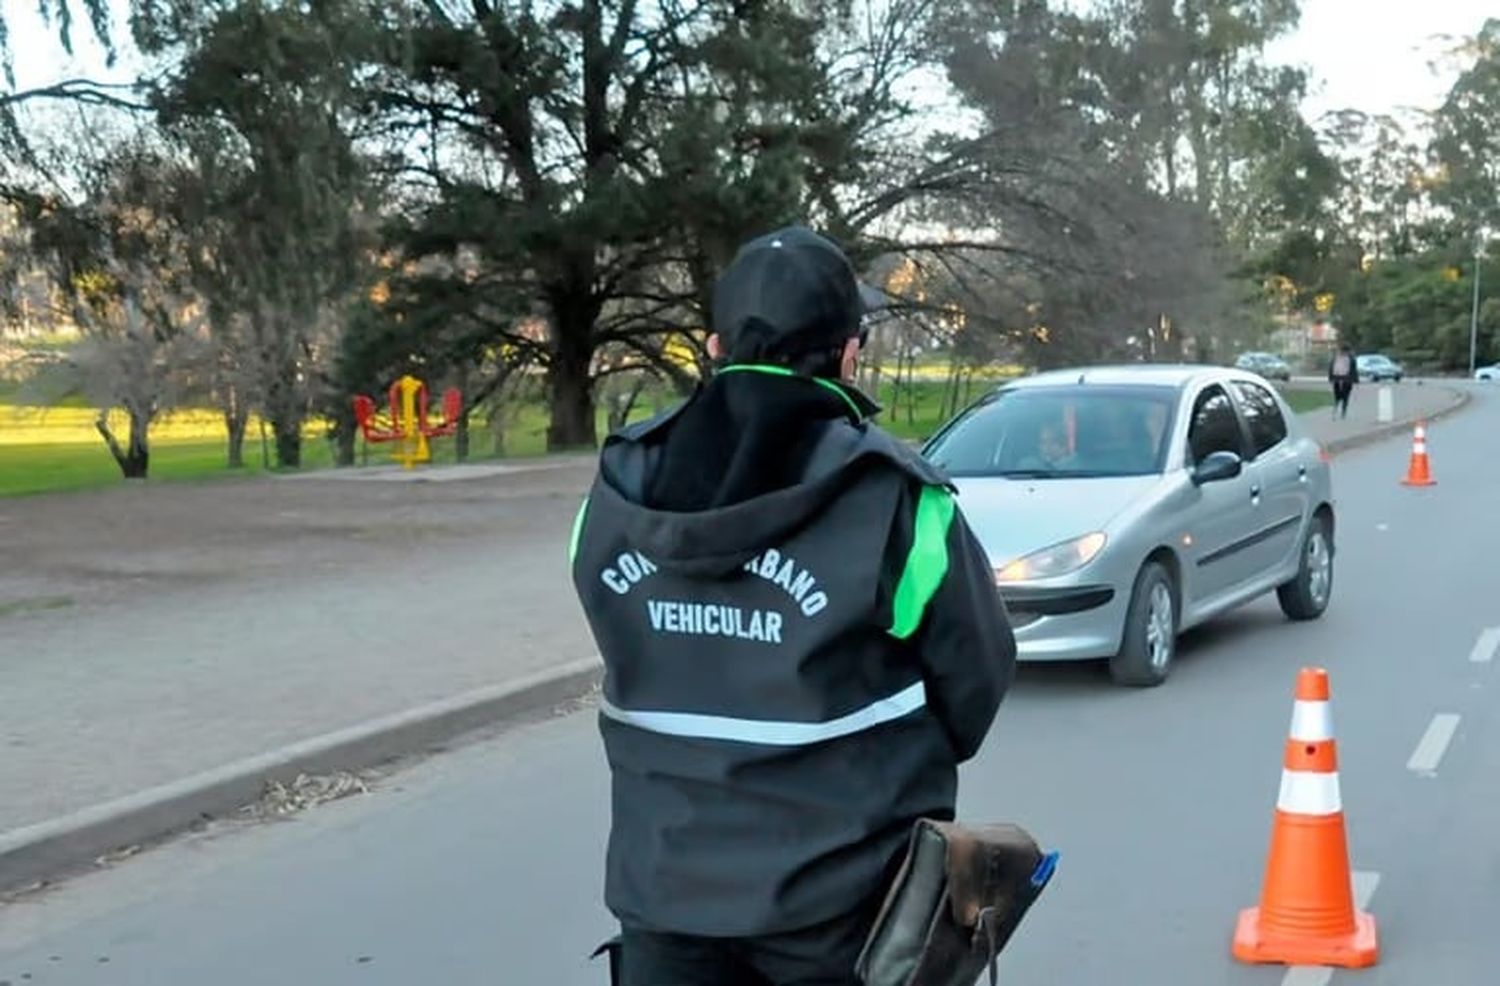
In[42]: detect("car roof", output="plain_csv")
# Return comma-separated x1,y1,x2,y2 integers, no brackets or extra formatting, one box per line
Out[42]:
999,364,1246,392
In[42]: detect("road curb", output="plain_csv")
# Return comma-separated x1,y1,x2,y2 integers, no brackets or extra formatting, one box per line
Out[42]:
1320,383,1472,457
0,656,603,895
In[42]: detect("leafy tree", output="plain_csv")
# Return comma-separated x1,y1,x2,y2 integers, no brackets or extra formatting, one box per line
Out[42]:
18,139,207,478
1431,19,1500,237
138,0,379,468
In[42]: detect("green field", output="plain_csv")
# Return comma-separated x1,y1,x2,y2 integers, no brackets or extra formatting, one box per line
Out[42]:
0,377,1336,498
0,405,562,497
1281,389,1335,414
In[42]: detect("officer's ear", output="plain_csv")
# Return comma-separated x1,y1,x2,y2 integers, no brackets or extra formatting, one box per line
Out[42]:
707,333,725,360
840,336,861,384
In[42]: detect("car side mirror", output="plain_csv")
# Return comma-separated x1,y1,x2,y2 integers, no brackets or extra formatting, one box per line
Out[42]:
1192,450,1243,485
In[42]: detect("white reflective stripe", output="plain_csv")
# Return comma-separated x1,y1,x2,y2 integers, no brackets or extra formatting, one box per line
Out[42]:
599,682,927,746
1276,769,1342,815
1289,700,1334,741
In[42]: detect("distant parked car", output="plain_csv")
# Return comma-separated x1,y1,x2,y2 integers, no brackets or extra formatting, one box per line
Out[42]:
1475,363,1500,382
1356,353,1404,382
1234,351,1292,381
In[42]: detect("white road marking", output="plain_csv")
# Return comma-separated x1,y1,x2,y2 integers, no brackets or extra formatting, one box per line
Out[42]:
1279,872,1382,986
1375,523,1389,532
1407,714,1461,775
1468,627,1500,664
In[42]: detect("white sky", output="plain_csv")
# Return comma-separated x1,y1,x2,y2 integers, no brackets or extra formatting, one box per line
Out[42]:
1264,0,1496,124
6,0,1497,131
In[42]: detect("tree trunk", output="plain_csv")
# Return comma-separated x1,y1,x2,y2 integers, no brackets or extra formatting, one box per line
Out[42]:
546,335,597,451
489,401,509,457
607,375,648,432
264,374,304,469
543,271,603,451
456,408,470,462
904,346,917,427
454,363,471,462
942,361,961,420
224,400,248,469
272,418,303,469
334,405,356,467
96,410,150,479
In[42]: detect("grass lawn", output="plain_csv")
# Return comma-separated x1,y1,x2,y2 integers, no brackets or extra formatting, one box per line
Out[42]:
870,376,984,443
0,390,691,496
0,374,1338,498
1281,388,1334,414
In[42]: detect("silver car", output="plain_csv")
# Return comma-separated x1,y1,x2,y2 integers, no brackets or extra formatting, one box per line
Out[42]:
922,365,1336,686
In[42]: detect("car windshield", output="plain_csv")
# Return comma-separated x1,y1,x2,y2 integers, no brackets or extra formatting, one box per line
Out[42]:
924,385,1178,479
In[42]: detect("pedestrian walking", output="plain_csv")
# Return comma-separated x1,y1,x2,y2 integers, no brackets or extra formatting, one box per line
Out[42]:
1329,345,1359,420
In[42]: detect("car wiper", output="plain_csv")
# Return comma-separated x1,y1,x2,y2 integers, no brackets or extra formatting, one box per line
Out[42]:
992,468,1139,479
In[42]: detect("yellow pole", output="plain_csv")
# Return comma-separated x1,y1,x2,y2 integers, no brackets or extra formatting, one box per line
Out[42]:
399,375,418,469
393,375,432,469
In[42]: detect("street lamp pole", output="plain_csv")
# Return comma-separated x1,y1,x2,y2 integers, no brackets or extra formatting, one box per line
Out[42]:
1471,244,1483,378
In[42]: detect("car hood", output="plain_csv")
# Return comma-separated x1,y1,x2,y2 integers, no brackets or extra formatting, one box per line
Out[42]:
951,474,1165,569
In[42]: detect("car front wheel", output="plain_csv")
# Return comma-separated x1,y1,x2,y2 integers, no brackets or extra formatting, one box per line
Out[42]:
1110,561,1177,687
1277,514,1333,621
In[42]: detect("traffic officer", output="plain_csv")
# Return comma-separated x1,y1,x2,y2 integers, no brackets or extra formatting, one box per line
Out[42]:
570,225,1016,985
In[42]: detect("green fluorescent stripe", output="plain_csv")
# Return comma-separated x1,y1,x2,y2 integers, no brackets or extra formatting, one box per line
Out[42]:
889,486,957,639
569,496,590,565
718,363,865,420
720,363,793,378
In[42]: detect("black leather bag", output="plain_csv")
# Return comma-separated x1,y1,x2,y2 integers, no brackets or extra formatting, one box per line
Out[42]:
854,820,1058,986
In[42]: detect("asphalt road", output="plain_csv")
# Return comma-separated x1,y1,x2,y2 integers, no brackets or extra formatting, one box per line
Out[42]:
3,386,1498,986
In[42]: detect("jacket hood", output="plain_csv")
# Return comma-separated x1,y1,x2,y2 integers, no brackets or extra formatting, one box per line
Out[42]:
593,367,946,578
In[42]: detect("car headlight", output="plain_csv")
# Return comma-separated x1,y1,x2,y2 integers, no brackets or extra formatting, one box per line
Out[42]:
995,532,1107,584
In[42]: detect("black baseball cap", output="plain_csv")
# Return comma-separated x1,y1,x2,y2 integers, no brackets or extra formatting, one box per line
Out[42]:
710,225,870,363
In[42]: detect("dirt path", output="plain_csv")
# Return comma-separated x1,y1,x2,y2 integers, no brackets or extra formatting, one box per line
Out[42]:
0,459,597,832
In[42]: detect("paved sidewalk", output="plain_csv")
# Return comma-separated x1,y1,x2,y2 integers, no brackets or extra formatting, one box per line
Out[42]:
0,381,1468,853
1296,377,1460,449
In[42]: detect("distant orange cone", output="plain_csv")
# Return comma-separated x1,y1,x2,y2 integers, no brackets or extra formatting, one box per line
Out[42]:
1401,421,1436,486
1232,668,1378,969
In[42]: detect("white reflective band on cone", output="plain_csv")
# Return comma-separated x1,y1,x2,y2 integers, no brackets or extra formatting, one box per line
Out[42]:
1277,769,1343,815
1289,700,1334,741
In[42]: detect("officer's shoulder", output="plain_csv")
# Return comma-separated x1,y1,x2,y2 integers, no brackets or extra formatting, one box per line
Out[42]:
606,399,689,445
846,420,952,490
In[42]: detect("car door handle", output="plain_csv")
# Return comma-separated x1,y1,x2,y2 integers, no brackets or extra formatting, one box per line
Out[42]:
1250,485,1262,499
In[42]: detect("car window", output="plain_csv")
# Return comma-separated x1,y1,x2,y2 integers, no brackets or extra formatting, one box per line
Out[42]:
1186,385,1244,464
923,385,1177,478
1232,381,1288,456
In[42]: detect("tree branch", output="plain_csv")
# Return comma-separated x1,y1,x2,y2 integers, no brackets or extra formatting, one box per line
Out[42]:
2,78,147,111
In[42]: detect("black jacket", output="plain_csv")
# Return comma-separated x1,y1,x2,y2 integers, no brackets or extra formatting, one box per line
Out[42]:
570,366,1016,937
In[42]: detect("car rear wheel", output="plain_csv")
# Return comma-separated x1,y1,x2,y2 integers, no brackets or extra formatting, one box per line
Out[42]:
1277,514,1333,621
1109,561,1177,687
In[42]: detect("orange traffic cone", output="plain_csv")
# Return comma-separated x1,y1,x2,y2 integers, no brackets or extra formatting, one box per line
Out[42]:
1232,668,1378,969
1401,421,1436,486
